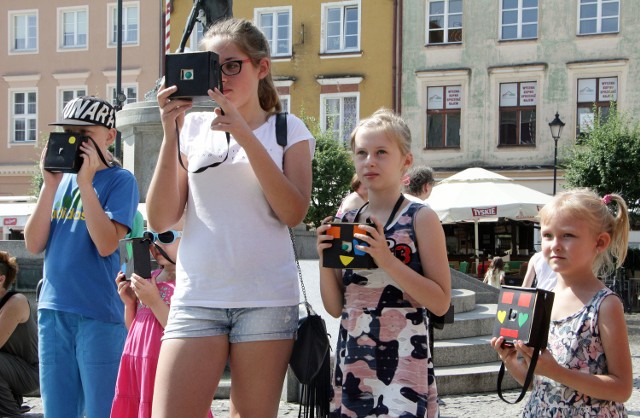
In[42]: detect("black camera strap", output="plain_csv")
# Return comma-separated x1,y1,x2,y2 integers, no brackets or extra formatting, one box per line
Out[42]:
87,137,112,168
353,194,406,231
176,126,230,173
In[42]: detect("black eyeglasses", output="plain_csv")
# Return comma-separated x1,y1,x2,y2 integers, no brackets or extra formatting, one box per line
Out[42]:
143,230,182,245
220,59,252,76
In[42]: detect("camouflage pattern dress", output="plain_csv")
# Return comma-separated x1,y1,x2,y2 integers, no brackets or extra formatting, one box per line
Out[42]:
331,202,438,417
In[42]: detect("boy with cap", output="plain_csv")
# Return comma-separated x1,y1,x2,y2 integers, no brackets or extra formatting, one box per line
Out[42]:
25,96,139,418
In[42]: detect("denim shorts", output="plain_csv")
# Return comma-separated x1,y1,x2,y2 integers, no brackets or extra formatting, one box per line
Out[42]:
163,305,299,343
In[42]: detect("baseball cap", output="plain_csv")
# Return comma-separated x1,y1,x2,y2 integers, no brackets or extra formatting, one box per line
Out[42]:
50,96,116,129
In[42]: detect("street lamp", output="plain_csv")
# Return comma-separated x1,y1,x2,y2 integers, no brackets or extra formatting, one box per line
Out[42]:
548,112,565,195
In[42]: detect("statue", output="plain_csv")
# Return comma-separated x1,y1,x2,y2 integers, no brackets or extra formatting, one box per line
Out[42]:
144,0,233,101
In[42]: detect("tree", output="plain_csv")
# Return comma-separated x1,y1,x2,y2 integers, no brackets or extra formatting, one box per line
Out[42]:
302,115,354,228
564,104,640,227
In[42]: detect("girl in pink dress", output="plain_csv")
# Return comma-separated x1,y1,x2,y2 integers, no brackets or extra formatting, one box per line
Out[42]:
111,229,213,418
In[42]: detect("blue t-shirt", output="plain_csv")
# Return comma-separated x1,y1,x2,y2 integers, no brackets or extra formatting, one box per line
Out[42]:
39,166,140,323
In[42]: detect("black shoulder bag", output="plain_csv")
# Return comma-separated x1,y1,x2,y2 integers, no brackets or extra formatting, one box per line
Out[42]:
276,113,330,417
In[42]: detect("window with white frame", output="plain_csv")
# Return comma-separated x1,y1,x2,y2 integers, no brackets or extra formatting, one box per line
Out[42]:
256,7,292,57
576,76,617,136
427,0,463,44
109,85,138,105
499,81,537,145
322,1,360,53
60,7,88,49
426,86,461,148
321,94,359,144
59,88,87,117
109,2,139,46
11,91,37,143
279,95,291,113
578,0,619,35
500,0,538,40
10,11,38,53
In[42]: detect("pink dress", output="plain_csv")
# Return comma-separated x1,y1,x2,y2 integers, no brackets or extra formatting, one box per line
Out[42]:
111,271,214,418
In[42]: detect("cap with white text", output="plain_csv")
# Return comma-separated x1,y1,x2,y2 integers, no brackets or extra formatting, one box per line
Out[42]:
50,96,116,129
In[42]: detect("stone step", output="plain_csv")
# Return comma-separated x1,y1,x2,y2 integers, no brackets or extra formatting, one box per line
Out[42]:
451,288,476,313
435,303,496,340
433,335,499,367
436,361,520,395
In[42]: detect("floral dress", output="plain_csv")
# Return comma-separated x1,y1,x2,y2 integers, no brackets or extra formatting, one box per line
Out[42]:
522,288,627,417
331,202,438,417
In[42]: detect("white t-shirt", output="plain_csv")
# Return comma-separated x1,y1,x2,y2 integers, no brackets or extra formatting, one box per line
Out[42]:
174,112,315,308
531,252,557,291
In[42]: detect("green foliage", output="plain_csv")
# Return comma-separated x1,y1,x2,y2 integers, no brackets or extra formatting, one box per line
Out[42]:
302,115,354,228
564,104,640,227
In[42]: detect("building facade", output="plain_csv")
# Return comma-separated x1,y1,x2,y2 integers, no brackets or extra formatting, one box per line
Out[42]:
0,0,162,196
170,0,399,145
401,0,640,194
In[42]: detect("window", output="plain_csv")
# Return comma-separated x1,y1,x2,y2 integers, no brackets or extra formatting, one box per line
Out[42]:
426,86,461,148
10,11,38,53
11,91,37,143
109,2,139,46
60,8,88,49
59,88,87,118
256,8,292,57
500,0,538,40
279,95,291,113
109,85,138,105
499,82,536,145
427,0,463,44
322,1,360,53
321,94,359,144
578,0,619,35
576,77,617,135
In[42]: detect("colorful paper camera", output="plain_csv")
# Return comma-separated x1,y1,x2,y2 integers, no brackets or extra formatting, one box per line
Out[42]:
322,222,376,269
492,286,554,347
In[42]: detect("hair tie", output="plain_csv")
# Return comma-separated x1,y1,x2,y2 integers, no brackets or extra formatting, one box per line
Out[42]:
401,174,411,186
602,194,613,205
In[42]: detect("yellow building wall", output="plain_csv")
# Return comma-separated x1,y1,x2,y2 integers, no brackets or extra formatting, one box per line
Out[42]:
169,0,396,122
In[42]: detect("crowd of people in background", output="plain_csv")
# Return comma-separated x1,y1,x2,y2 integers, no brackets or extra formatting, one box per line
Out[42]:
0,15,633,418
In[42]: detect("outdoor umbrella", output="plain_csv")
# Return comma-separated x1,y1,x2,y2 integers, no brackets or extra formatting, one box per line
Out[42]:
425,167,553,262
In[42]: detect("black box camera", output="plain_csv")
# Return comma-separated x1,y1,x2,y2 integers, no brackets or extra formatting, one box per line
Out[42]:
43,132,89,173
165,51,222,98
119,238,152,280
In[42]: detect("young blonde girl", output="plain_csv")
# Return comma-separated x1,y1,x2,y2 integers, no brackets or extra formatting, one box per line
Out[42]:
149,17,314,418
483,256,505,288
316,108,451,417
492,188,633,416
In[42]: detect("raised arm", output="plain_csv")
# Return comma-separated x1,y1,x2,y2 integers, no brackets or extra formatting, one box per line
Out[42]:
24,150,63,254
146,84,192,232
208,89,312,227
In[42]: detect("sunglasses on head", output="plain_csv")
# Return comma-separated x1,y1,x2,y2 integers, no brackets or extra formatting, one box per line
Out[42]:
142,230,182,245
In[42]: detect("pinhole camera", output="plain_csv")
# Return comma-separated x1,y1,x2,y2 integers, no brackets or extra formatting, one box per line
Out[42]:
43,132,89,173
322,222,377,270
119,238,152,280
165,51,222,98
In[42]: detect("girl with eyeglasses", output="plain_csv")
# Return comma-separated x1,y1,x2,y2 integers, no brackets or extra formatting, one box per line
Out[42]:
149,17,315,418
111,226,213,418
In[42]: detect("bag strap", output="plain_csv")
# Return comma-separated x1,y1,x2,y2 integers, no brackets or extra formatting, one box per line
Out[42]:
276,112,288,147
496,291,549,403
277,113,310,317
